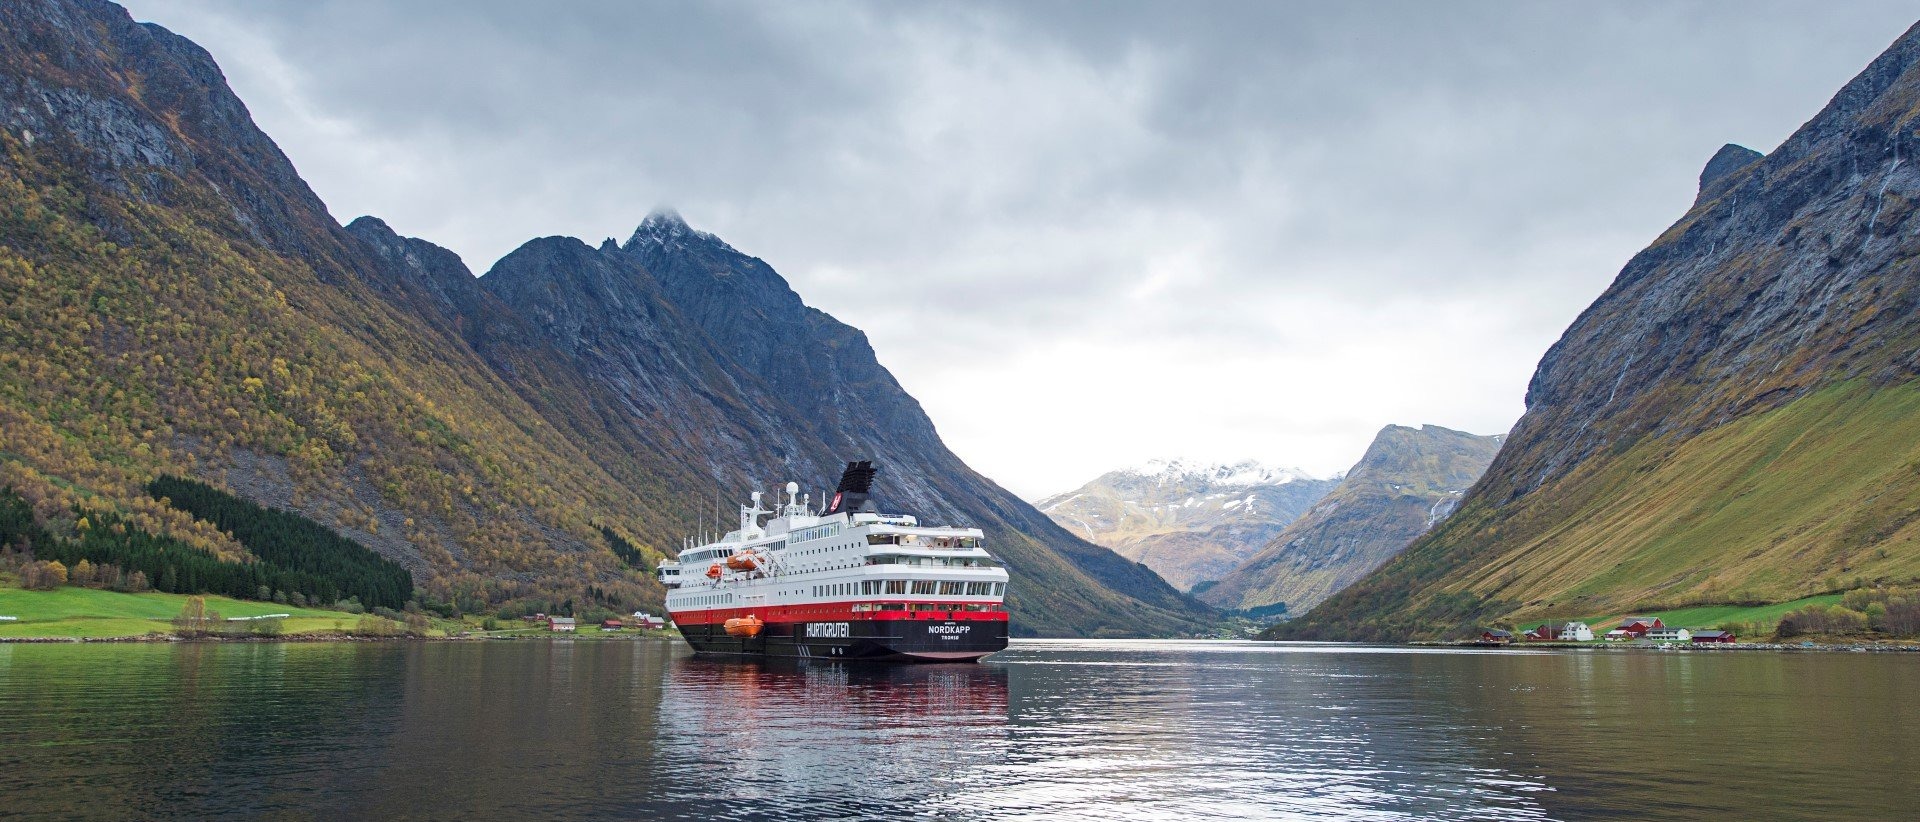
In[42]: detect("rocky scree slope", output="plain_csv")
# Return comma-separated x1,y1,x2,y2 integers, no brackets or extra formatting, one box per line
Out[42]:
1277,20,1920,641
1037,460,1334,590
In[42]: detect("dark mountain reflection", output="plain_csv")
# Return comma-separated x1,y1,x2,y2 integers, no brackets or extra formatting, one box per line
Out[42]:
1,640,1915,820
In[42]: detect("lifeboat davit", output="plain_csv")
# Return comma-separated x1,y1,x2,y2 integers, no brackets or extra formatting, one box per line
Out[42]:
705,563,723,580
725,551,761,572
723,615,764,638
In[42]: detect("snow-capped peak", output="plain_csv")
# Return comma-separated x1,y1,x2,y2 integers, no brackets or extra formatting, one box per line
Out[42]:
1122,457,1316,488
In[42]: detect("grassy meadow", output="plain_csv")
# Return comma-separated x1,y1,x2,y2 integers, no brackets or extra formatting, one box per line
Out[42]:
0,585,386,639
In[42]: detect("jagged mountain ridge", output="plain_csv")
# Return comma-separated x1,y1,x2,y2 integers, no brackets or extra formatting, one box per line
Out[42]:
1200,425,1502,615
1278,19,1920,641
481,212,1211,636
0,0,1211,636
1037,459,1336,590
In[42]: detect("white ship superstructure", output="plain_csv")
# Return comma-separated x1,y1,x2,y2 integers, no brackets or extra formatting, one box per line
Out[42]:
657,461,1010,662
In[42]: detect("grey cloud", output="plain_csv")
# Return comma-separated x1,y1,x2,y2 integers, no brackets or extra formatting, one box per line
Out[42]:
115,0,1920,493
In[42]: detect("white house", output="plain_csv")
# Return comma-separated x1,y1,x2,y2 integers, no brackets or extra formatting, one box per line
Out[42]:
1557,622,1595,642
1646,626,1692,642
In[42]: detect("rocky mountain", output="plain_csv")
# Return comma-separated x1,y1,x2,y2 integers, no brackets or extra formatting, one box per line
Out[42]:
1278,19,1920,641
1036,460,1335,590
477,213,1211,636
1199,426,1502,616
0,0,1211,636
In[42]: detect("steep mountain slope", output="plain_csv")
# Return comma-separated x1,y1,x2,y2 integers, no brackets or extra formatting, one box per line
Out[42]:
1200,426,1501,615
0,0,1210,635
0,0,674,614
481,213,1212,637
1278,20,1920,641
1036,460,1335,590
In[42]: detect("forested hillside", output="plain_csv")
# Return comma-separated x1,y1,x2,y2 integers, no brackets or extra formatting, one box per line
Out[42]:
0,0,1209,635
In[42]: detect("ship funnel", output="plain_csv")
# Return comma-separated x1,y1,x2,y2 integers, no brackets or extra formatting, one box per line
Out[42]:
825,460,879,514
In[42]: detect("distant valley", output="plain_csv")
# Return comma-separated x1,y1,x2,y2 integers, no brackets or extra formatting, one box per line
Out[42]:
1200,425,1503,616
1036,460,1336,590
1041,427,1502,616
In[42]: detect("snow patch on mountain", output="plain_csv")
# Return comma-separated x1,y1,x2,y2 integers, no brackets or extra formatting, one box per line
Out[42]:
1118,458,1318,489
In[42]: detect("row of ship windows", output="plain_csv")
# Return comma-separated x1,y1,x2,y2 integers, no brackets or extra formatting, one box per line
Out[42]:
793,523,844,543
682,593,735,606
866,555,993,568
795,534,983,551
797,541,858,556
680,547,739,564
866,535,981,548
813,581,1003,597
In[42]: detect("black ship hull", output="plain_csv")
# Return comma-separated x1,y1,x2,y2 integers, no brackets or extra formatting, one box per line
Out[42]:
677,618,1009,663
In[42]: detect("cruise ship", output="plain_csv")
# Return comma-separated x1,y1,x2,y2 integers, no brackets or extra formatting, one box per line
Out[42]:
657,461,1011,662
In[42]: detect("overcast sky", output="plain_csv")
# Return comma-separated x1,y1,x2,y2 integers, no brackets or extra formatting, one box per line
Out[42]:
122,1,1919,498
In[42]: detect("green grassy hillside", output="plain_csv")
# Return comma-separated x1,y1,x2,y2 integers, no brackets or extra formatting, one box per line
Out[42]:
1275,23,1920,642
1572,595,1844,636
1277,380,1920,640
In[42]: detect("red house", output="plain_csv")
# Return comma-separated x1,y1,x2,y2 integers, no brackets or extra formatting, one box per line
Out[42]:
1479,629,1514,645
1691,629,1736,643
1523,623,1559,641
1617,617,1664,637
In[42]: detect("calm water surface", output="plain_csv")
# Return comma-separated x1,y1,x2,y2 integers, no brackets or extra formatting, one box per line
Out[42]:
1,639,1914,820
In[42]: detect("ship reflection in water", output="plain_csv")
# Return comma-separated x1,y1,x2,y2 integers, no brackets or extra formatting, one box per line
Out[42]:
1,639,1917,820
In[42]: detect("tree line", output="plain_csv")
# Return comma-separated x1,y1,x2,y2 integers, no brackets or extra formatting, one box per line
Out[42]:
3,480,411,610
146,476,412,610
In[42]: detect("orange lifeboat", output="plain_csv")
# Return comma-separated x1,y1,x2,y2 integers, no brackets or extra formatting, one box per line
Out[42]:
725,551,761,572
723,615,764,638
705,563,723,580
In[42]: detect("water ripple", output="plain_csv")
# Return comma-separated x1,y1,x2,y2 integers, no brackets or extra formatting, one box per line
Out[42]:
2,640,1917,819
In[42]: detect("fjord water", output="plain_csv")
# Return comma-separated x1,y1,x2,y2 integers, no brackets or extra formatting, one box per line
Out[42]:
1,640,1913,820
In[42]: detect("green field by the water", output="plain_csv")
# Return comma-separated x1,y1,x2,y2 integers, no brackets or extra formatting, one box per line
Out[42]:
0,586,367,638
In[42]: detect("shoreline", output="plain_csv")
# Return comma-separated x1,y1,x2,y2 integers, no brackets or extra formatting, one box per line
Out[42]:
1419,640,1920,653
0,631,681,644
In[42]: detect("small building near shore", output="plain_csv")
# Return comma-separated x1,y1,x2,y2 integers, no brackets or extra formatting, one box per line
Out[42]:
600,619,624,631
1691,629,1736,643
1558,622,1594,642
548,616,576,633
1603,629,1632,642
1618,617,1664,637
1645,626,1691,642
1480,629,1513,645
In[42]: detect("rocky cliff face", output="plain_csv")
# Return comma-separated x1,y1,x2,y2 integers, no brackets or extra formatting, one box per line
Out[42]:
1036,460,1334,590
478,212,1213,636
1200,426,1501,615
1280,20,1920,641
0,0,1211,636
